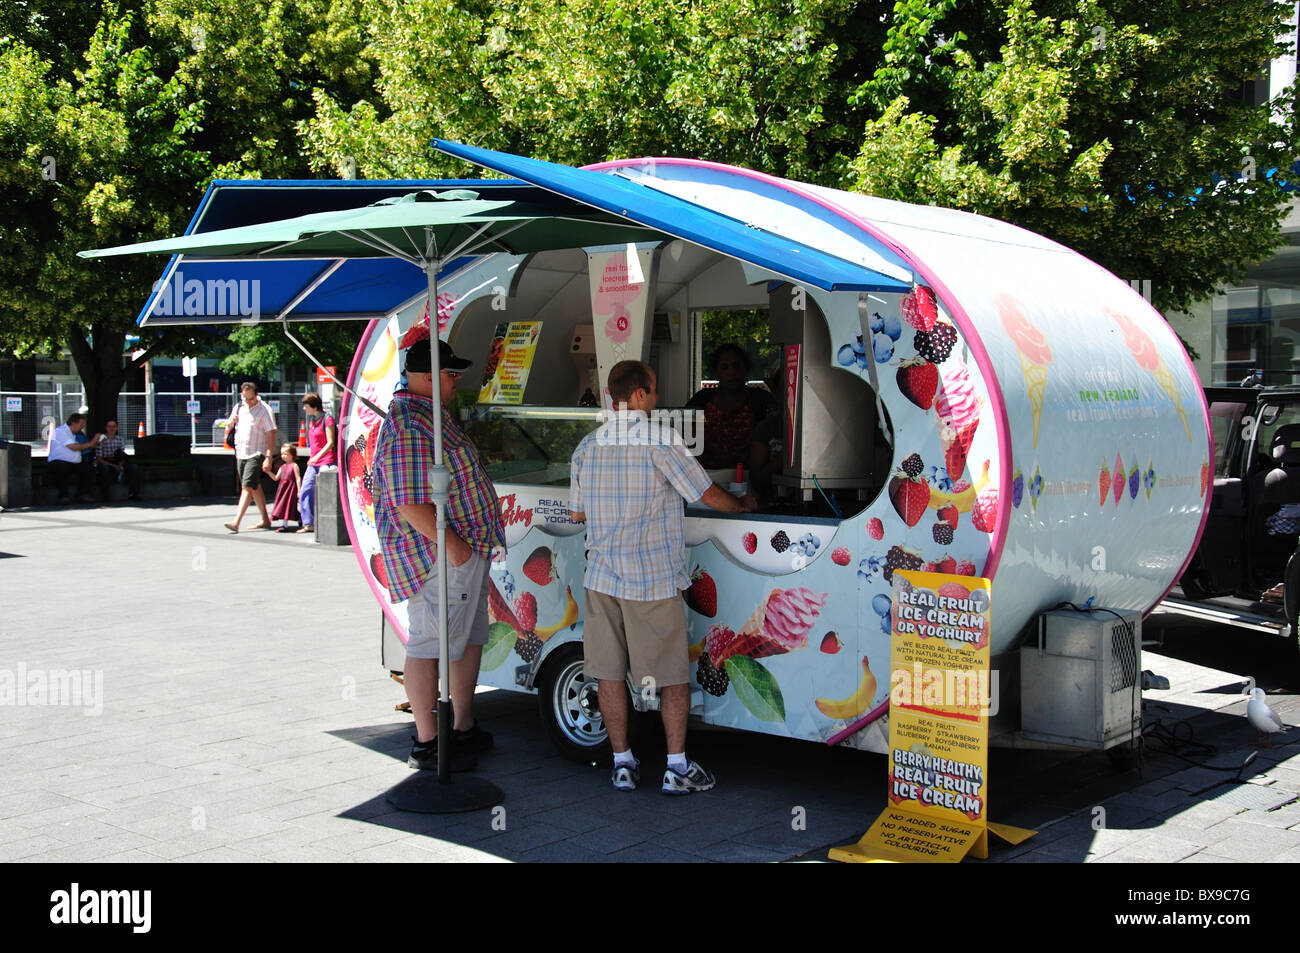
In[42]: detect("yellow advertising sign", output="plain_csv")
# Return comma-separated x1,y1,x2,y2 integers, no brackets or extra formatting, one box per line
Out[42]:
830,570,1027,863
478,321,542,404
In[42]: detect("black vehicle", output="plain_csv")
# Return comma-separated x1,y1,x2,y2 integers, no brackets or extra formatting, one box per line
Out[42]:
1174,383,1300,653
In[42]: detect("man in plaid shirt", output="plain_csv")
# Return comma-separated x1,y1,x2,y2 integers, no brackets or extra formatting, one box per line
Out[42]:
373,328,503,772
93,418,139,500
570,360,754,795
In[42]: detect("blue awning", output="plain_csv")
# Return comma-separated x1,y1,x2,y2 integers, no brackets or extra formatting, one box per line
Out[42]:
433,140,912,295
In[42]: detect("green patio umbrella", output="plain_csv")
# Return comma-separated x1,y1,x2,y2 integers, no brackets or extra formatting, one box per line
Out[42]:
82,190,670,808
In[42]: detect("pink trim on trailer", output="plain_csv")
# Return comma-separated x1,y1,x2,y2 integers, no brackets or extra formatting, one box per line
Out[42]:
341,317,410,641
588,157,1013,578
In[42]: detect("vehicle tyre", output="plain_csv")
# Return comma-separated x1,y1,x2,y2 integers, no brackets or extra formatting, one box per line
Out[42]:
537,643,612,763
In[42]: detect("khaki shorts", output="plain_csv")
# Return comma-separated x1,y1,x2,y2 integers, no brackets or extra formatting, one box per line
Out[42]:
237,455,264,489
583,589,689,688
406,555,490,660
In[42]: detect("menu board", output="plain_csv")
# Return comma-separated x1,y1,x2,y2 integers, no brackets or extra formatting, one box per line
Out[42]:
478,321,542,404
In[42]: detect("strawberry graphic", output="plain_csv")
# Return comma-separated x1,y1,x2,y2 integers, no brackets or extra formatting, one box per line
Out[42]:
937,504,959,530
888,471,930,527
346,445,366,482
820,632,842,654
684,568,717,617
936,555,957,575
742,532,758,554
1098,459,1111,508
831,546,851,566
369,552,388,589
971,486,998,533
522,546,557,586
867,517,884,540
896,357,939,410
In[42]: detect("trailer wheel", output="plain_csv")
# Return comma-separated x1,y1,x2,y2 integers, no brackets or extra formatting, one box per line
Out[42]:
537,644,611,763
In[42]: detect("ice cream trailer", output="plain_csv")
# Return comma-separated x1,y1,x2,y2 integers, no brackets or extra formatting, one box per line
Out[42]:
338,142,1212,760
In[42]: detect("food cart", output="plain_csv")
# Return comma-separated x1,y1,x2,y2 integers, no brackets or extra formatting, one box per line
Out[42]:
339,143,1213,759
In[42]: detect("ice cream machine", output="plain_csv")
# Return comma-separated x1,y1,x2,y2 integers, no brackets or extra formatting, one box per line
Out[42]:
768,289,878,502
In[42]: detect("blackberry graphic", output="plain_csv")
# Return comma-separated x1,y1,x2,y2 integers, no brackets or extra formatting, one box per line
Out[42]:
884,545,923,582
355,434,367,452
516,633,543,662
363,470,375,495
696,651,730,697
932,523,954,545
914,322,958,364
901,453,925,478
770,530,791,553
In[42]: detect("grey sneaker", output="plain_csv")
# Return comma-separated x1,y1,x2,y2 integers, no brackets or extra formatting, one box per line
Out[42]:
661,760,715,796
611,759,640,792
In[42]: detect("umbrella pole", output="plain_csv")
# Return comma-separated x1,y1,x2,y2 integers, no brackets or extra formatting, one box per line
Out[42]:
387,247,503,813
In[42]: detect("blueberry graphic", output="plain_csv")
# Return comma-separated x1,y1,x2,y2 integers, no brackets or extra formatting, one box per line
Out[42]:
837,344,856,366
1011,472,1024,508
873,332,894,363
870,312,884,333
881,614,892,634
882,312,902,341
851,333,866,356
809,533,821,549
872,593,892,617
856,352,868,369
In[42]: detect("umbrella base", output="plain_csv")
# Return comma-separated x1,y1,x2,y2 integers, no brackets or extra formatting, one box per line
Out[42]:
386,773,505,814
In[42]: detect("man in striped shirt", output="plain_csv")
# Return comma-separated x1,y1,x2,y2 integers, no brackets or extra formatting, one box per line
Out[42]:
570,360,754,795
373,331,503,771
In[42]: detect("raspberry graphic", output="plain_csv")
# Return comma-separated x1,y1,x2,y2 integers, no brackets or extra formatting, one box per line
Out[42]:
914,322,958,364
516,632,543,662
868,518,884,540
884,545,923,582
932,523,954,545
770,530,791,553
513,592,538,632
831,546,851,566
955,559,977,576
901,453,925,478
742,532,758,554
696,651,730,696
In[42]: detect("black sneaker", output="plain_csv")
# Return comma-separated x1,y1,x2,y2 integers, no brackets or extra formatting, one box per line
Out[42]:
407,735,478,772
452,721,494,755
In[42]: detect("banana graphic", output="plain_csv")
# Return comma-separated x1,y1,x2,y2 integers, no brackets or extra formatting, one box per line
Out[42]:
361,328,397,383
815,655,878,720
536,586,579,640
927,459,991,513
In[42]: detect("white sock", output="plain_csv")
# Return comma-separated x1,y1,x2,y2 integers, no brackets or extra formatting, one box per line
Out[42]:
613,749,637,767
667,752,689,773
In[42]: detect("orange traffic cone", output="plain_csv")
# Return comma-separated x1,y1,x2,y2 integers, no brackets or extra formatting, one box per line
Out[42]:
137,421,145,438
298,420,307,447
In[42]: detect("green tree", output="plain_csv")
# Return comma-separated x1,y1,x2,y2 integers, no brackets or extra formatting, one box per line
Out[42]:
849,0,1300,314
0,0,374,429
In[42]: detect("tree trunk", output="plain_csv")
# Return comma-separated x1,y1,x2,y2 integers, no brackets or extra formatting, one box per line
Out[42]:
65,321,172,435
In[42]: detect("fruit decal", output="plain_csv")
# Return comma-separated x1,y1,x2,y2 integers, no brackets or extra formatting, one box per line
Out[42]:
820,632,843,654
926,459,991,513
1112,452,1125,505
684,568,718,617
970,486,998,533
1028,464,1044,511
831,546,852,566
522,545,557,586
896,357,938,410
1200,459,1211,498
1143,460,1156,500
995,291,1052,449
867,518,884,540
346,418,385,524
742,532,758,554
914,321,958,364
1011,468,1024,509
814,656,879,720
1098,458,1111,508
694,587,828,724
883,545,923,582
889,453,930,527
1128,461,1140,500
901,285,939,332
368,552,388,590
360,327,397,383
513,593,542,661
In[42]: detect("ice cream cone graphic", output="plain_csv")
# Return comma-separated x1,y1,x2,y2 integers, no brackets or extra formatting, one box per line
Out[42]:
995,293,1053,449
1105,306,1191,442
718,588,827,661
934,358,981,477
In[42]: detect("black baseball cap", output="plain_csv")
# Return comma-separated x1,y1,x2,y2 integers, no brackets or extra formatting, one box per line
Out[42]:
404,339,472,374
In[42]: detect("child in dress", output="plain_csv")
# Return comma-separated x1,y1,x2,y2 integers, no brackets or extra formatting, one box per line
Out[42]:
263,443,303,532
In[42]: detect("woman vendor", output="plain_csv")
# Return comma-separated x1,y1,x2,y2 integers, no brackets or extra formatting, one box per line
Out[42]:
686,344,775,471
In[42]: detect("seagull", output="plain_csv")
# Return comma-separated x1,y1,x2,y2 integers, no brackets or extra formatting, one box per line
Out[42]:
1247,688,1285,748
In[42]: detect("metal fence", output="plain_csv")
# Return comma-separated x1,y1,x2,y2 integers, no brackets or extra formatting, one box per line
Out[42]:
0,387,324,453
